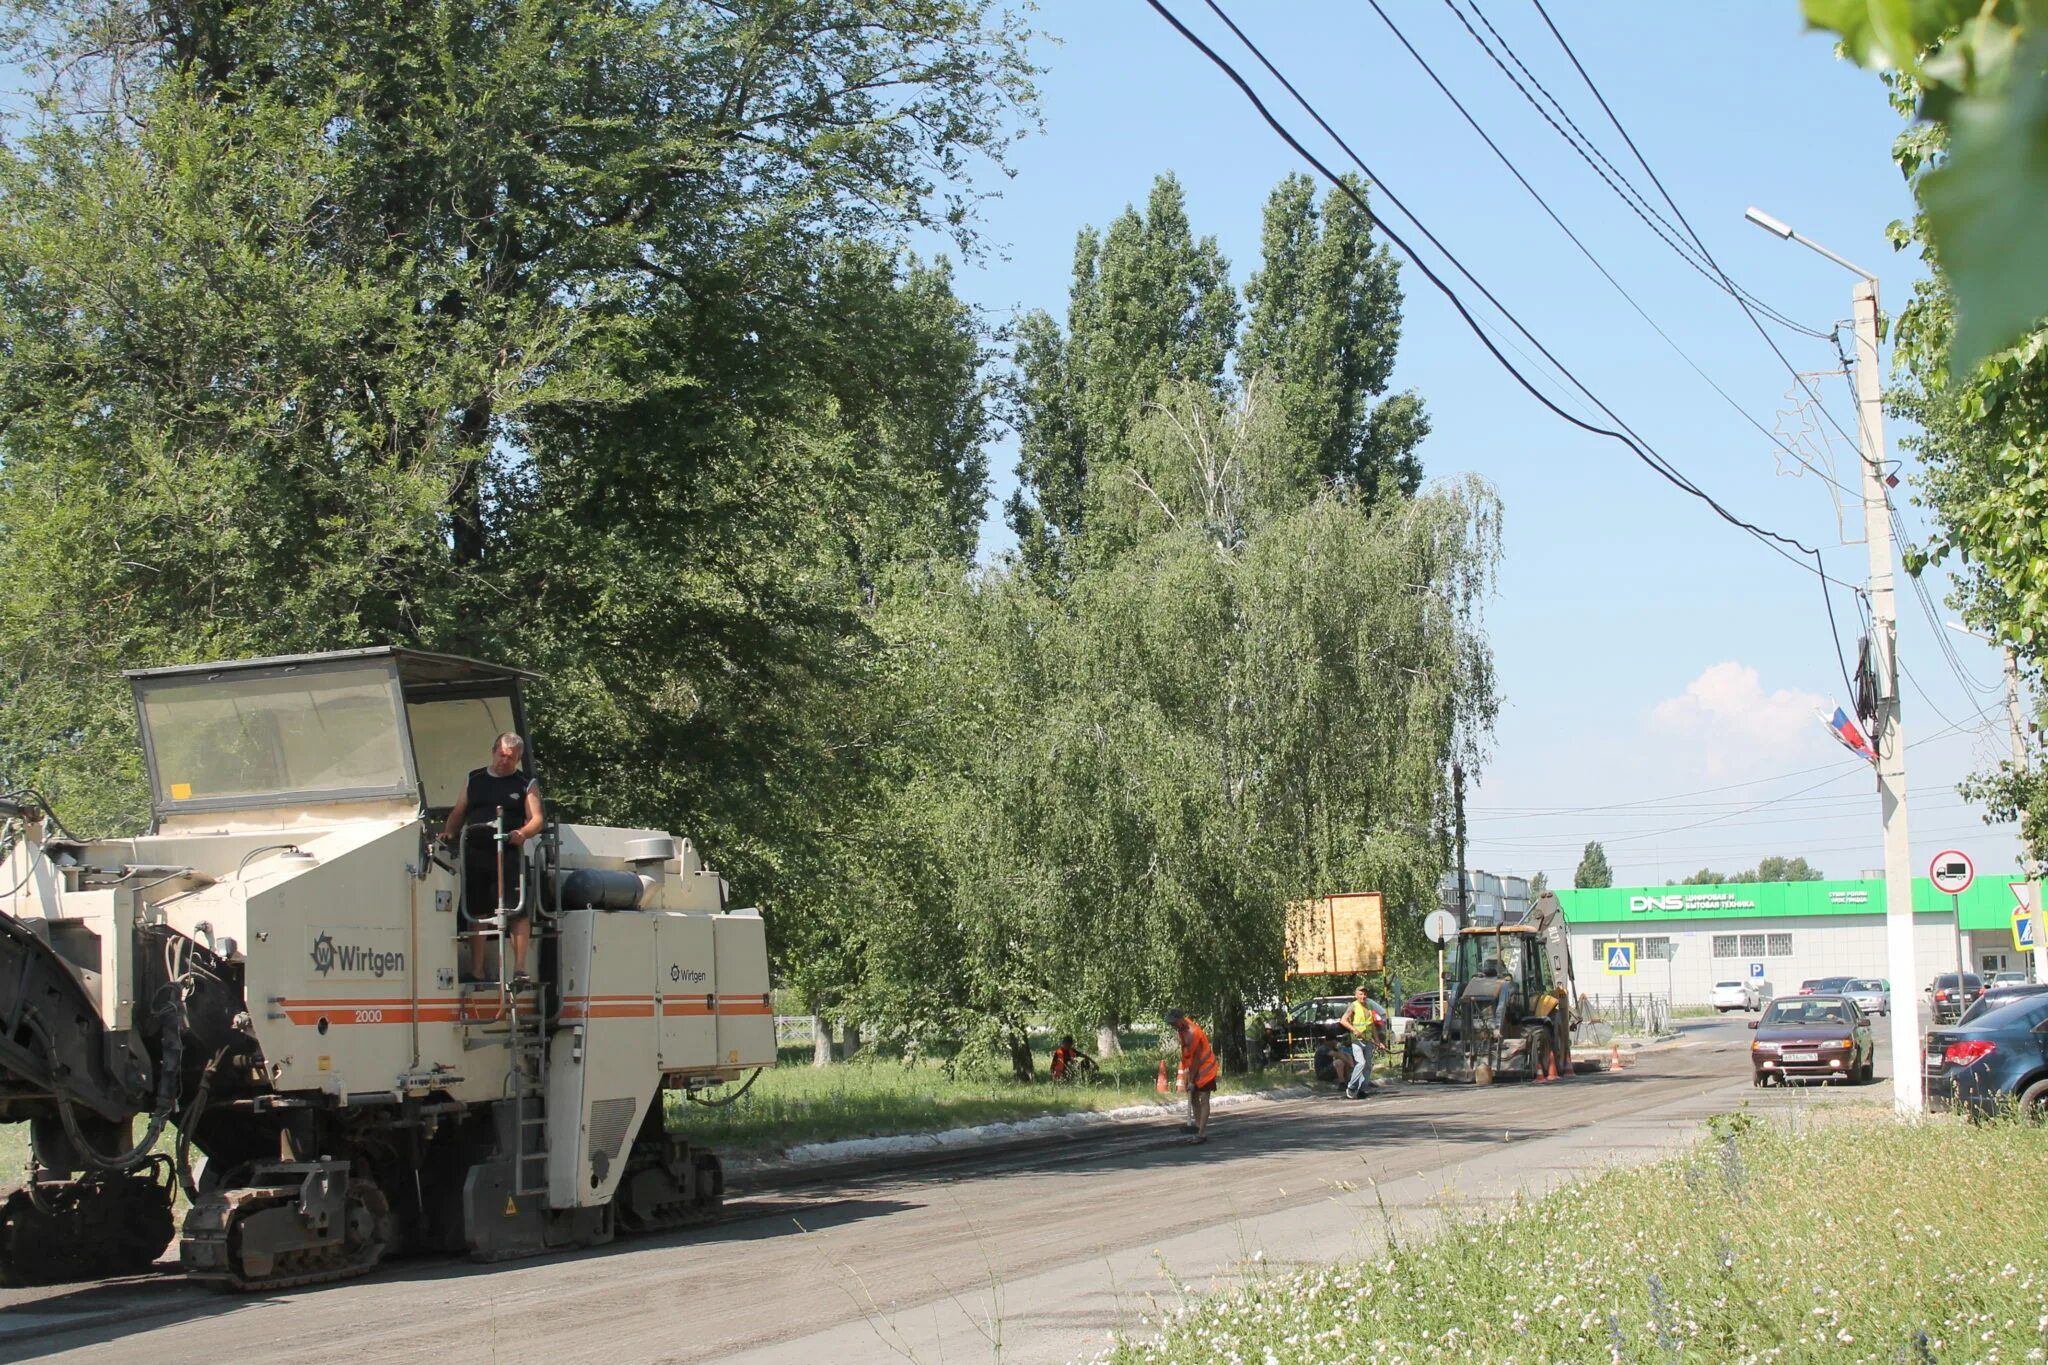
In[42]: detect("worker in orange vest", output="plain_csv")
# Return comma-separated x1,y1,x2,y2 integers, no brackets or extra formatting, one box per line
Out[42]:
1165,1009,1220,1144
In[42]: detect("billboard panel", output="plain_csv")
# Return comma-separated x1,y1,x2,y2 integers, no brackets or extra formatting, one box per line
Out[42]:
1286,892,1386,977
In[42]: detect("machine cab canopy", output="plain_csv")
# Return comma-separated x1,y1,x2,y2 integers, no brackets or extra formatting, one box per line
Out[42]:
1454,929,1548,998
126,648,535,825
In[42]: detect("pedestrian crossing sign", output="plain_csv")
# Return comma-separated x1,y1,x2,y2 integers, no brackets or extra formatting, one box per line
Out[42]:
2015,907,2039,953
1599,941,1636,975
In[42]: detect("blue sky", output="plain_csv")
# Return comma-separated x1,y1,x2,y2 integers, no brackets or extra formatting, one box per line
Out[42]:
937,1,2022,887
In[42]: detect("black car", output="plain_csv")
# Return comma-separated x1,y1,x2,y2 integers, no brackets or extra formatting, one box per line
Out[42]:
1749,994,1876,1085
1261,996,1383,1061
1928,972,1987,1025
1957,982,2048,1027
1923,991,2048,1119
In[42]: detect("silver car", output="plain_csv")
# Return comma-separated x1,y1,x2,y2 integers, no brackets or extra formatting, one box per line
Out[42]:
1843,977,1890,1016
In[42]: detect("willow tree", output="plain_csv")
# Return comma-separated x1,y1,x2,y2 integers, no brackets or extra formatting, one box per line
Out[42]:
1018,381,1500,1068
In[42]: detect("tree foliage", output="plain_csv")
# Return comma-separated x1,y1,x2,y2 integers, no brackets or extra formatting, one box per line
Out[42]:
0,1,1035,928
1575,841,1613,889
1803,0,2048,369
1676,856,1822,885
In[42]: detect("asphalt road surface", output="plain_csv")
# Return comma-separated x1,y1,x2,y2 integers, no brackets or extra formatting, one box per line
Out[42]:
0,1015,1893,1365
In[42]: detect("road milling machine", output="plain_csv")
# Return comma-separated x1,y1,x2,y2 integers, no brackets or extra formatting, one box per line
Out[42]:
0,649,775,1289
1402,890,1596,1084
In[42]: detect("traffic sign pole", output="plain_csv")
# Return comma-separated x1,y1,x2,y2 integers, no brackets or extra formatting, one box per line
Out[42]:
1931,851,1976,989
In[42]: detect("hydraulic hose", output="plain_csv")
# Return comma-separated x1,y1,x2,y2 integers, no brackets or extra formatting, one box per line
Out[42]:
683,1068,764,1108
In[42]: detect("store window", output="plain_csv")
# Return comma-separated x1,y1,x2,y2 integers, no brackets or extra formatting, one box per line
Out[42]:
1766,933,1793,957
1643,936,1673,961
1738,933,1766,957
1712,934,1739,958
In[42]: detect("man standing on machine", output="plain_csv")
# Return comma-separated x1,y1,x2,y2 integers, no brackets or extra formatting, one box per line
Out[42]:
441,732,543,986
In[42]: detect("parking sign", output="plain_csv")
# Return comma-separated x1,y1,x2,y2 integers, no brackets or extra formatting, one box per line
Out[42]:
1749,961,1765,979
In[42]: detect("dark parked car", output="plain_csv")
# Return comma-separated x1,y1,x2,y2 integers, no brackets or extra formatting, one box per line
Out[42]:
1398,990,1445,1021
1923,992,2048,1119
1928,972,1987,1025
1749,994,1875,1086
1798,975,1853,995
1957,982,2048,1027
1261,996,1385,1061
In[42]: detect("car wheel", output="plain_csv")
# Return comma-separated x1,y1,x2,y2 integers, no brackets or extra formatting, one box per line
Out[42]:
2018,1078,2048,1124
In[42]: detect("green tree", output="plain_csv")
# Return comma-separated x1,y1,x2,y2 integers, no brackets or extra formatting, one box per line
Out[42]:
1678,869,1730,885
1802,0,2048,369
1529,870,1549,895
1007,173,1239,582
0,0,1036,932
1575,841,1613,889
1748,855,1824,882
1238,173,1427,500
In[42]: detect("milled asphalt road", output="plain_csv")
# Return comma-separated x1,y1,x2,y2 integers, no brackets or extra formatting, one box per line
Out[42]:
0,1014,1893,1365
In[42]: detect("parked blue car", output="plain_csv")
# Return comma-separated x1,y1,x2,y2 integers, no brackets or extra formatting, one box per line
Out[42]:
1922,992,2048,1119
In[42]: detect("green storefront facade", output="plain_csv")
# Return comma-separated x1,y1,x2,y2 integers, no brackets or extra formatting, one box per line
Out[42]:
1557,875,2027,931
1554,874,2037,1004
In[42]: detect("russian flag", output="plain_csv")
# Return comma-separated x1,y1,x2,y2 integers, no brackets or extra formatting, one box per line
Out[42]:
1821,705,1877,763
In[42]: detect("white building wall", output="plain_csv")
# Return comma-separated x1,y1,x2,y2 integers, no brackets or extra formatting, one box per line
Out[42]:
1569,914,1975,1007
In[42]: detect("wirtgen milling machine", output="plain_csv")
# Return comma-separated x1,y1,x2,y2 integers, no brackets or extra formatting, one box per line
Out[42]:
0,649,775,1289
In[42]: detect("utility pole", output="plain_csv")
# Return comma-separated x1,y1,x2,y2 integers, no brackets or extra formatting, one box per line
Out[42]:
1748,208,1920,1114
1453,761,1469,927
2003,647,2048,982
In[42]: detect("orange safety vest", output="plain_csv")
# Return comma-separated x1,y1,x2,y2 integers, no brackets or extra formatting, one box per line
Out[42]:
1180,1019,1220,1089
1050,1046,1074,1079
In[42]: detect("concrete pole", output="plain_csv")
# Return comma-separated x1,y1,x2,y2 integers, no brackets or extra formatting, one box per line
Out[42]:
1852,277,1923,1115
2005,647,2048,982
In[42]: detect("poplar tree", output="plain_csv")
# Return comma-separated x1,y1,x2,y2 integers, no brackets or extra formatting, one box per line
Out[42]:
1239,173,1428,500
1575,842,1614,889
1007,174,1238,583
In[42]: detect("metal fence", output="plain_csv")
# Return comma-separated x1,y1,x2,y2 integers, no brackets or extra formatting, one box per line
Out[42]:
1583,990,1673,1038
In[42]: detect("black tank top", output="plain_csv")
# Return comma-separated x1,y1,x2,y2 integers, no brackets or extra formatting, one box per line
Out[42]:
463,767,533,830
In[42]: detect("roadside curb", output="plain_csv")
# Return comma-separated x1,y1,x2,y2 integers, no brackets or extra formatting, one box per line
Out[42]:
726,1080,1332,1193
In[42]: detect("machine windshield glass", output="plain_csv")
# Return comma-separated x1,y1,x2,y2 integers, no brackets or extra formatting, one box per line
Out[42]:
140,664,410,807
407,695,520,809
1456,933,1526,982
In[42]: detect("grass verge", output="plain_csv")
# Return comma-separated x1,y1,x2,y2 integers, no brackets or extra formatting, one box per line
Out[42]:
1101,1108,2048,1363
669,1032,1321,1153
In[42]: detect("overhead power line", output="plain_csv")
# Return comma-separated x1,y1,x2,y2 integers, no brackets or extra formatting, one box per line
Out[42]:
1449,0,1828,342
1360,0,1859,508
1150,0,1855,600
1515,0,1882,506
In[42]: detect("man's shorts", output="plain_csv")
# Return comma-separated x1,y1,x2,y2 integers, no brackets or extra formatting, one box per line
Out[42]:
1192,1079,1217,1094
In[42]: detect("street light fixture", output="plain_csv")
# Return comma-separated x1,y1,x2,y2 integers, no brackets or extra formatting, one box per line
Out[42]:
1744,206,1877,280
1747,205,1920,1115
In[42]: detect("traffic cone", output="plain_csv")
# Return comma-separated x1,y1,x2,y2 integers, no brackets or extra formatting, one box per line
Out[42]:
1609,1042,1625,1071
1176,1062,1188,1093
1156,1060,1168,1093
